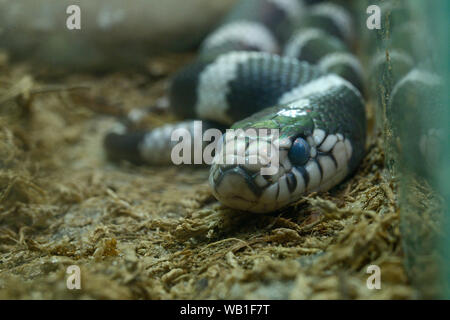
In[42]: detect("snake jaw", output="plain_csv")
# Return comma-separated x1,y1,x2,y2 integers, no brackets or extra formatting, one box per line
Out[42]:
209,148,293,213
209,128,354,213
209,130,292,212
302,131,353,193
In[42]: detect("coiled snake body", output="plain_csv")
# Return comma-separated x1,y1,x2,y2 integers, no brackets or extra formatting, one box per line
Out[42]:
105,0,367,213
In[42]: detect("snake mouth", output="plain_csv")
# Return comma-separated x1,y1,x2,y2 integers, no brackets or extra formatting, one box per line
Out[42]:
209,165,262,211
209,129,354,213
209,132,290,212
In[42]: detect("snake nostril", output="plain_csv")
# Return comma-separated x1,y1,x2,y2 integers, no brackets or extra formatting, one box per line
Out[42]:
288,137,310,166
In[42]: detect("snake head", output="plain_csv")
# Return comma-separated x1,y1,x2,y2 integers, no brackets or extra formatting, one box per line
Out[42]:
209,99,354,213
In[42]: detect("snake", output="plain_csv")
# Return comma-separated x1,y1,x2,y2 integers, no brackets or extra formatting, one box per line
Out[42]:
104,0,367,213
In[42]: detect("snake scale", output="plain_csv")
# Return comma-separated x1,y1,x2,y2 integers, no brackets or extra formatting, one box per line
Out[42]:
104,0,367,213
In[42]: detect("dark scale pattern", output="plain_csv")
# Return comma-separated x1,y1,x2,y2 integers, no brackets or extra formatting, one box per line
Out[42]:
200,43,268,62
301,86,366,170
233,83,366,171
226,56,324,121
169,60,209,119
229,78,366,172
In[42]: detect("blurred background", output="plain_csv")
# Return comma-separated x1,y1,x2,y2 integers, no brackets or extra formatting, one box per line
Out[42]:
0,0,237,71
0,0,448,299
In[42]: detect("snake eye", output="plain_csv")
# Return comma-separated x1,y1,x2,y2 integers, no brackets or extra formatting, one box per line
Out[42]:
288,137,310,166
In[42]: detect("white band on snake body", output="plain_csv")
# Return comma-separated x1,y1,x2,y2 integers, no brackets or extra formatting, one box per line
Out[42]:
201,20,279,54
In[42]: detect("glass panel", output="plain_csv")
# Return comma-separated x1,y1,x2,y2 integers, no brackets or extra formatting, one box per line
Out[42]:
361,0,449,298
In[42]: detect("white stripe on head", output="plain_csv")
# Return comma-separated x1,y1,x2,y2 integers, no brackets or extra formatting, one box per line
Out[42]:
284,28,324,58
201,20,278,53
319,134,338,152
312,129,326,146
305,159,321,191
278,74,362,104
196,52,277,124
311,136,351,193
309,3,353,43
